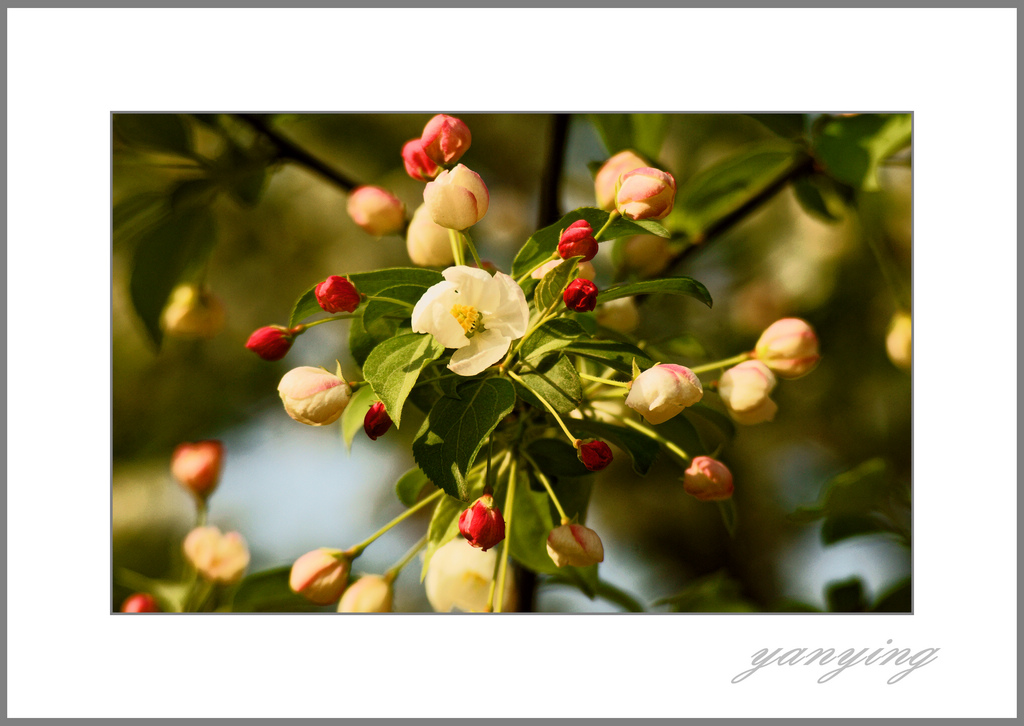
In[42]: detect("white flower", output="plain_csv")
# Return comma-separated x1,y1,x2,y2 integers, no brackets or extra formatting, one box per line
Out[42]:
412,266,529,376
425,538,517,612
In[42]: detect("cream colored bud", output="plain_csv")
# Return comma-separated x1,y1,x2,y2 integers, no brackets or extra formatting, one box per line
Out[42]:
594,150,647,211
183,526,250,585
346,186,405,237
161,284,225,338
277,366,352,426
718,360,778,425
620,235,675,278
406,204,456,267
423,164,489,230
626,364,703,425
546,523,605,567
425,538,517,612
886,312,912,370
595,296,640,333
337,575,394,613
754,318,821,379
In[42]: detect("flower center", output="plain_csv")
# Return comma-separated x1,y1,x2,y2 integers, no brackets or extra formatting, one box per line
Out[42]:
450,304,482,336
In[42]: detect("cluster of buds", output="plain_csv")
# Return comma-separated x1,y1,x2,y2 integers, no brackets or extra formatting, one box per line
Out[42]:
183,526,250,585
346,186,405,237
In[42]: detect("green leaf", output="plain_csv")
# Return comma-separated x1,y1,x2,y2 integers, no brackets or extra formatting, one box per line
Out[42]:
792,174,844,223
113,192,167,248
363,333,445,429
812,113,912,191
563,340,655,375
524,438,591,479
395,467,431,508
653,569,756,613
511,208,669,279
717,498,738,538
348,314,377,368
114,113,193,157
533,257,579,311
412,378,517,500
289,268,440,328
682,404,736,452
170,178,219,213
826,578,867,612
587,113,669,160
821,514,886,545
128,208,217,347
746,113,807,139
520,318,585,362
362,285,420,339
341,384,377,451
669,139,804,238
790,458,889,523
657,414,708,459
515,355,583,414
588,114,634,156
597,276,713,308
421,493,467,580
232,566,324,612
870,578,911,613
567,419,660,475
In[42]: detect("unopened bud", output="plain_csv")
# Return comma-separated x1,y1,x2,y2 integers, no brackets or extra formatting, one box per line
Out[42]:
620,235,675,278
289,548,350,605
458,494,506,551
120,593,161,613
754,318,820,379
346,186,405,237
558,220,599,262
595,296,640,333
595,150,647,211
363,401,393,441
564,278,599,312
423,164,489,230
421,113,472,165
615,167,677,221
718,360,778,425
625,364,703,424
886,311,912,371
425,538,517,612
183,526,250,585
338,575,394,613
546,523,605,567
161,284,226,339
406,203,457,267
171,440,224,499
576,439,613,471
402,138,441,181
278,366,352,426
245,325,297,361
315,275,361,314
683,456,734,501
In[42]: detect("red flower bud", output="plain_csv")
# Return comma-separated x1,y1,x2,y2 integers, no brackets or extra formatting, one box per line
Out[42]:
458,494,506,551
421,113,472,165
576,439,613,471
120,593,161,613
171,440,224,499
564,278,599,312
402,138,441,181
315,275,361,314
245,325,296,361
363,401,393,441
557,219,599,262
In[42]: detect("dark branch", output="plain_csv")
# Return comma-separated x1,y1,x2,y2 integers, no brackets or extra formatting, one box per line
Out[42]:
537,114,571,229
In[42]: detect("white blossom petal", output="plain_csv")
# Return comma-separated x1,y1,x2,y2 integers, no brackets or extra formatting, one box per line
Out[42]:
411,281,470,349
485,271,530,339
448,328,511,376
443,266,500,310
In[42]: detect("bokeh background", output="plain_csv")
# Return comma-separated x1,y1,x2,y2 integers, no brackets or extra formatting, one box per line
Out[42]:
112,113,911,613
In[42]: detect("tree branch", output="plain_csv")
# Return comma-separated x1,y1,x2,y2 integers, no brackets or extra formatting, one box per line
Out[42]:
537,113,571,229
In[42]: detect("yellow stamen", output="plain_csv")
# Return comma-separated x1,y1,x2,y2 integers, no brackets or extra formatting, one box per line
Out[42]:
450,304,480,334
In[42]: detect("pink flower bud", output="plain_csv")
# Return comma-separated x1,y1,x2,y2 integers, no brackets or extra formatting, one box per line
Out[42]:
615,167,677,221
423,164,489,230
564,278,599,313
754,318,821,379
625,364,703,424
718,360,778,425
683,456,734,501
120,593,161,613
558,219,599,262
278,366,352,426
183,526,250,585
886,311,912,371
401,138,441,181
595,150,647,211
406,203,457,267
595,296,639,333
338,575,394,613
161,284,226,339
421,113,472,165
245,325,296,361
576,439,613,471
315,275,361,314
546,523,605,567
346,186,406,237
363,401,393,441
458,494,506,551
289,548,350,605
171,440,224,499
531,258,595,281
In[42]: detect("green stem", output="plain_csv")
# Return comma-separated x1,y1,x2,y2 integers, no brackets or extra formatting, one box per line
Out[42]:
367,295,414,309
521,451,569,522
689,352,753,375
195,499,208,527
384,535,428,583
494,457,518,614
612,413,690,463
448,228,464,267
593,211,620,241
300,314,362,330
462,231,483,268
347,489,444,557
578,372,632,389
515,252,558,284
506,371,578,446
502,310,558,369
